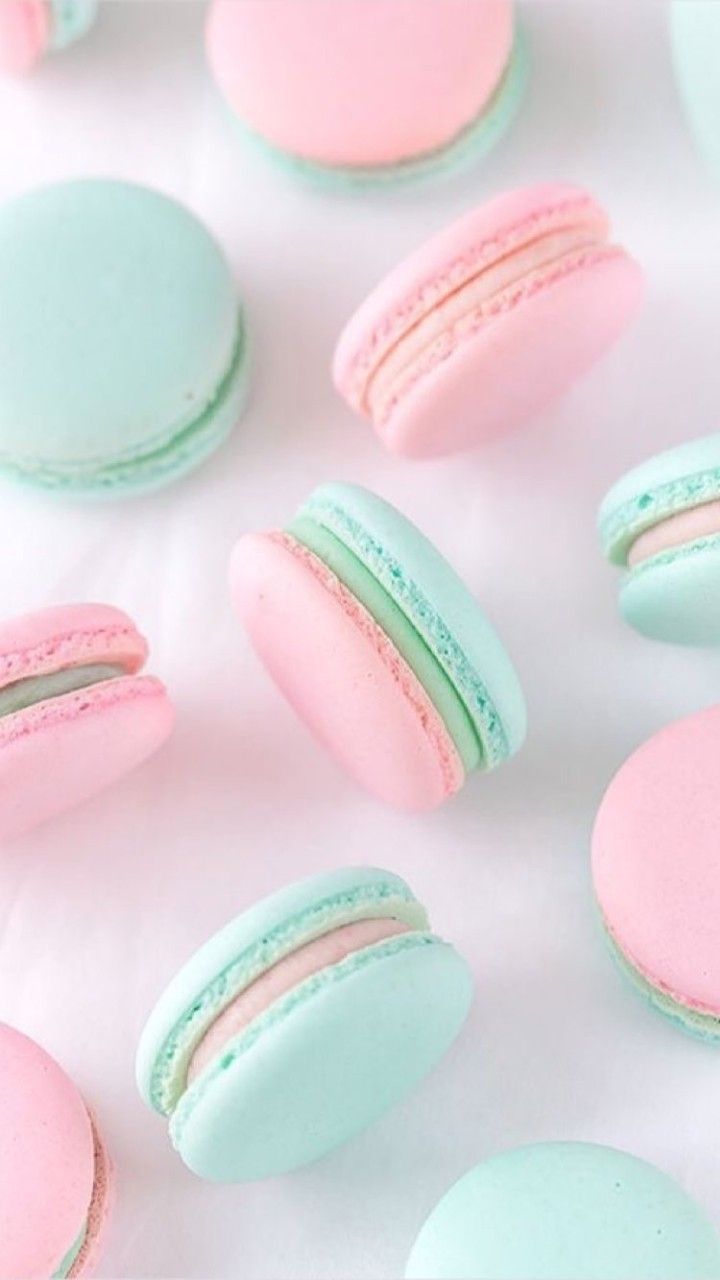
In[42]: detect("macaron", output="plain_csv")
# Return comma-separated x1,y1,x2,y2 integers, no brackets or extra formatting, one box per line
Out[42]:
229,482,526,810
592,705,720,1041
405,1142,720,1279
599,434,720,645
0,179,247,497
0,602,174,840
670,2,720,179
334,183,644,458
0,1021,113,1279
205,0,525,186
0,1,96,75
137,866,473,1181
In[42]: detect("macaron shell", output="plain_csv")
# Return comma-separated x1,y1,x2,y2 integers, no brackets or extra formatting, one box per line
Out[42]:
592,705,720,1020
0,674,173,840
619,540,720,645
0,603,147,689
405,1142,720,1279
170,935,472,1181
0,1024,94,1280
0,1,48,74
671,2,720,178
69,1118,114,1279
374,249,643,458
206,0,513,168
229,531,463,810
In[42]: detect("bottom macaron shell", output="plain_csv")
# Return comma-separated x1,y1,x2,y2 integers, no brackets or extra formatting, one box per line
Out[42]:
0,676,173,840
170,935,472,1181
380,251,642,458
230,532,463,809
620,541,720,645
0,1,48,73
68,1120,114,1279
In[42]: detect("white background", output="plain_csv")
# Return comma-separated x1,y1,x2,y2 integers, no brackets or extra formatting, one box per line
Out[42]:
0,3,719,1276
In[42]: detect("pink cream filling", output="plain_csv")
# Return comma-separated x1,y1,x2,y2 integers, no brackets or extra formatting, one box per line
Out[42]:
628,499,720,568
365,222,611,421
186,917,412,1085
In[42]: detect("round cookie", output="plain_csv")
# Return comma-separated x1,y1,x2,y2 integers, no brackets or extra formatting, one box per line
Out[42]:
137,866,473,1181
0,180,248,496
205,0,526,186
0,1022,113,1279
405,1142,720,1279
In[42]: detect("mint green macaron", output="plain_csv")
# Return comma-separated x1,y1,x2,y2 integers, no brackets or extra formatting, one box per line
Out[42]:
599,434,720,644
0,180,248,497
406,1143,720,1279
136,867,473,1181
671,2,720,179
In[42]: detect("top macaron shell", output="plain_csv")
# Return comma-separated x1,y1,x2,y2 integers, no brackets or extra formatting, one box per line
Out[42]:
206,0,514,171
599,433,720,644
0,1023,94,1280
405,1142,720,1279
334,183,643,458
592,704,720,1031
671,2,720,178
0,603,174,839
137,867,473,1181
0,180,245,496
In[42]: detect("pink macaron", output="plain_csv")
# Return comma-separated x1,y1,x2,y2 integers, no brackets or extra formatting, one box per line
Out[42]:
334,182,644,458
205,0,524,183
592,705,720,1041
0,602,174,840
0,1022,113,1279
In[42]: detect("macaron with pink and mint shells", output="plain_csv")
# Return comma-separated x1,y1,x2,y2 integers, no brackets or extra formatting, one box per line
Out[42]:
0,602,174,840
0,1,96,75
334,182,644,458
0,1021,113,1279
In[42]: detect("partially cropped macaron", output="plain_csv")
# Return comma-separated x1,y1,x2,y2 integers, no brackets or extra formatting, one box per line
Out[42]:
0,1,96,75
405,1142,720,1279
599,434,720,645
205,0,525,186
334,183,643,458
592,705,720,1041
670,2,720,179
137,866,473,1181
0,1022,113,1279
0,602,174,839
0,180,247,496
229,482,526,810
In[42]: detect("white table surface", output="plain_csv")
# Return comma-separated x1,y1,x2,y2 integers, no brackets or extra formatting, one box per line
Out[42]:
1,3,719,1276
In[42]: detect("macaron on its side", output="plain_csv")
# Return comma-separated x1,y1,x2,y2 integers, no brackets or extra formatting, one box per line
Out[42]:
0,1024,110,1280
0,603,174,839
137,867,473,1181
0,1,49,74
592,706,720,1041
0,180,247,498
599,434,720,644
335,183,643,457
404,1142,720,1279
206,0,524,186
670,2,720,179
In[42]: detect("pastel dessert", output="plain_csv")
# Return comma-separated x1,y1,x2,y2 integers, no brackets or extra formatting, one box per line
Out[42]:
205,0,526,186
599,434,720,644
0,180,247,497
0,1022,113,1279
229,482,526,810
592,705,720,1040
405,1142,720,1279
670,2,720,179
137,866,473,1181
334,183,644,458
0,602,174,840
0,1,96,74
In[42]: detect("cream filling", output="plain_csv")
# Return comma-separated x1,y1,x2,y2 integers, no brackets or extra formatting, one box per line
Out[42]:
0,663,124,719
186,917,412,1086
627,499,720,568
366,225,606,419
